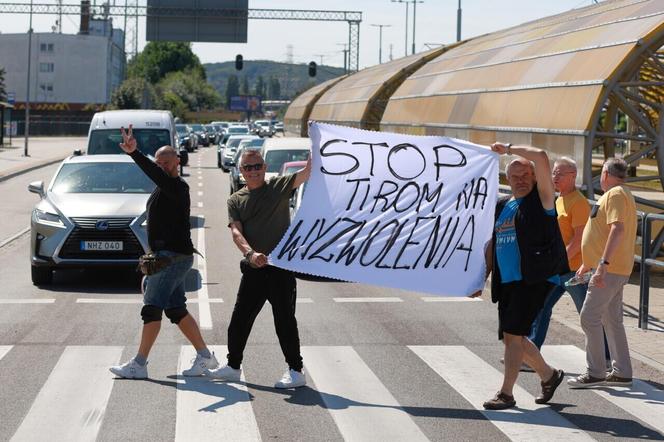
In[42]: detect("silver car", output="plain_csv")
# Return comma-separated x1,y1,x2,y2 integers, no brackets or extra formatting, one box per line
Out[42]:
28,154,154,285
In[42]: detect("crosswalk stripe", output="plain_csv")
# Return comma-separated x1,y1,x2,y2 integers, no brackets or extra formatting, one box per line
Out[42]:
10,346,122,442
175,345,261,441
75,298,224,304
421,297,482,302
541,345,664,434
302,346,429,441
333,297,403,303
297,298,314,303
0,345,12,361
0,299,55,304
409,346,593,442
195,216,213,330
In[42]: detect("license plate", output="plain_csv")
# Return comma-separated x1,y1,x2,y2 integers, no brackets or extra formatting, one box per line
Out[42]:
80,241,123,251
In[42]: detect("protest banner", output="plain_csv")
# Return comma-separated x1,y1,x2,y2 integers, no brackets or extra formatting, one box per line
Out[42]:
270,122,499,296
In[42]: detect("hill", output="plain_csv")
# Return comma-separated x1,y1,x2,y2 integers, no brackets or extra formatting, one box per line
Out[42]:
204,60,345,101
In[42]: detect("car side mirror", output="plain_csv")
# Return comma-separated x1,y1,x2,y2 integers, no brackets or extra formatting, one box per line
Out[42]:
73,149,82,156
28,181,45,197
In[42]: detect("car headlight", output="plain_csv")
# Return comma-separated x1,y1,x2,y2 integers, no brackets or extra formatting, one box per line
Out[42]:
33,209,64,227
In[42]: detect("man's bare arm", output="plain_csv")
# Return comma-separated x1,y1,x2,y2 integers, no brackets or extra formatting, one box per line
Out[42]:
229,220,268,267
292,156,312,189
491,143,555,210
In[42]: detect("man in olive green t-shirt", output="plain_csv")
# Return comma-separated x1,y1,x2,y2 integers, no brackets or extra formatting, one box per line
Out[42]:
208,149,311,389
568,158,637,389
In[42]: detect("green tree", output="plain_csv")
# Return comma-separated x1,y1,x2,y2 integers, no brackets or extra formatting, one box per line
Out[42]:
242,76,250,95
268,76,281,99
225,75,240,109
127,42,205,83
110,77,158,109
159,68,220,115
0,67,6,102
255,75,265,98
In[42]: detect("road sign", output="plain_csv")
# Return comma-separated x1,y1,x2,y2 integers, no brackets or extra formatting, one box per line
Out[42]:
7,92,15,105
230,95,261,112
146,0,248,43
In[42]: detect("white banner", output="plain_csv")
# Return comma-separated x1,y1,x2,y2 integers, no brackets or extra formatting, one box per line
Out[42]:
270,123,499,296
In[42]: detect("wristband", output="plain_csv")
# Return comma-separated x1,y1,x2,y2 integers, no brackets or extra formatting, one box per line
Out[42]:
599,258,610,266
244,249,254,260
506,143,513,155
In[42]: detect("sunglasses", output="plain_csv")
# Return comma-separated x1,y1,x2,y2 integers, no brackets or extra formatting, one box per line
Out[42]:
241,163,264,171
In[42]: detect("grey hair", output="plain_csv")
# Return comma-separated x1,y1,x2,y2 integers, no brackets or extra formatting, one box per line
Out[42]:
505,158,535,176
240,149,264,166
554,156,577,170
604,157,628,179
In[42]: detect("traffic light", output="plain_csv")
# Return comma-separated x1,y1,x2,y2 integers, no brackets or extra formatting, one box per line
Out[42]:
235,54,243,70
308,61,317,77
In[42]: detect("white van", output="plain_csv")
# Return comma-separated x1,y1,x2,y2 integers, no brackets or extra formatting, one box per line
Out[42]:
261,137,311,182
86,110,177,157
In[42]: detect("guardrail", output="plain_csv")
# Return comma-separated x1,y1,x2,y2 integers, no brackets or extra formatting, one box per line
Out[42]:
637,212,664,330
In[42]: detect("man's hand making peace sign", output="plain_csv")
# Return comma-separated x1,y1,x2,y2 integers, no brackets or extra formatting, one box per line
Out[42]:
119,125,138,154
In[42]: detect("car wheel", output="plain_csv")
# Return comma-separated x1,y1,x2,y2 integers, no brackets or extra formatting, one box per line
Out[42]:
31,265,53,285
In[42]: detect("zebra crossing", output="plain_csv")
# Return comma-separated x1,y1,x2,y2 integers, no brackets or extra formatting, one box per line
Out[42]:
1,344,663,441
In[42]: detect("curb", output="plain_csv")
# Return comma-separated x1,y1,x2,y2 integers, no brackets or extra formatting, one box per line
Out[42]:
0,155,70,183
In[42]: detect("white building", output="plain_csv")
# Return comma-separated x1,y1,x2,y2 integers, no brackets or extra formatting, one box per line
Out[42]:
0,19,125,105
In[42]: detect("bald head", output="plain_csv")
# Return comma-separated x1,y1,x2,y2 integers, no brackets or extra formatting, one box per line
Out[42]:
155,145,180,177
156,145,178,158
505,157,536,198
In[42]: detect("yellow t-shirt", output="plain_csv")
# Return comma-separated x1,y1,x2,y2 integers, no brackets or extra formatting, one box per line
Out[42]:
581,185,637,276
556,190,590,271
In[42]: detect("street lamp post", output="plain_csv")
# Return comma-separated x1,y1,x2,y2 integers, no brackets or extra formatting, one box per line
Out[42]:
391,0,409,56
24,0,33,157
371,24,392,64
411,0,424,55
456,0,462,42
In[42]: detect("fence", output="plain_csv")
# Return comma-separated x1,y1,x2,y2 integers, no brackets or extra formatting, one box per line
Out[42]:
14,120,90,136
638,213,664,330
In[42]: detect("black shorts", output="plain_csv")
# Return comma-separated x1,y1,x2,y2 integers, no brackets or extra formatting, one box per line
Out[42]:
498,280,553,340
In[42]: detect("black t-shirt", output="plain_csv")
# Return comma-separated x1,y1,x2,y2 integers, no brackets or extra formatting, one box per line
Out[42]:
129,150,194,254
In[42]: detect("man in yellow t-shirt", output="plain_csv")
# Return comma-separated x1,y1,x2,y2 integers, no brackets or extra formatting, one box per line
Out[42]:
528,158,591,349
568,158,637,389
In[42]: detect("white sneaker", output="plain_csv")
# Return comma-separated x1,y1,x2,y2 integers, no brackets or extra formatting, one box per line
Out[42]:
109,358,148,379
207,364,242,382
182,352,219,377
274,369,306,389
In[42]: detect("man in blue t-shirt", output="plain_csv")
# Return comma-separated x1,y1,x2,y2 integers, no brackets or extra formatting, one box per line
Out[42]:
482,143,566,410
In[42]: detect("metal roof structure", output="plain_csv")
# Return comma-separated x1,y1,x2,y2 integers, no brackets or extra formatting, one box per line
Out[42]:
287,0,664,201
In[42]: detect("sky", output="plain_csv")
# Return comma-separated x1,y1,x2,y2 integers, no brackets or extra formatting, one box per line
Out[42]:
0,0,600,69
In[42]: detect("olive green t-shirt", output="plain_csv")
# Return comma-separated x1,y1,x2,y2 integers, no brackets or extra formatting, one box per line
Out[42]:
227,174,297,254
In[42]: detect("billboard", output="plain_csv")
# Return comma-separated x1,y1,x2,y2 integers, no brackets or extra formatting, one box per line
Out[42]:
147,0,248,43
230,95,262,112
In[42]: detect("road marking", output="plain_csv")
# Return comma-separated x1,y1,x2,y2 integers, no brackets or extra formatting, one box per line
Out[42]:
541,345,664,435
0,298,55,304
198,176,202,180
76,298,223,304
198,182,203,187
10,346,122,442
409,346,593,442
421,296,482,302
196,216,212,330
0,345,12,361
197,170,202,175
0,226,30,249
175,345,260,442
197,191,203,197
302,346,428,441
297,298,313,303
197,202,203,208
333,297,403,303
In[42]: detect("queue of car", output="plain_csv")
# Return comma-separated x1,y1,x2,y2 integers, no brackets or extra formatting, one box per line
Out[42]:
27,111,286,285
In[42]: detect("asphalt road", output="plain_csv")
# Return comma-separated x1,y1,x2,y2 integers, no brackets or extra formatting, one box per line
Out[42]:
0,144,663,441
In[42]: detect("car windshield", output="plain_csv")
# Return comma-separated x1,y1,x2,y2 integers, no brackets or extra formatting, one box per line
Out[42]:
88,129,171,156
265,149,310,173
51,162,156,194
191,124,204,131
227,138,244,149
175,126,188,134
229,127,249,134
